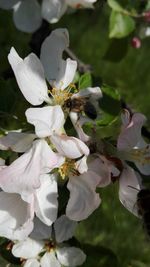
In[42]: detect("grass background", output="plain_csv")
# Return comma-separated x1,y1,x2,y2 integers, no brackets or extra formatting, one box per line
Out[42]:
0,2,150,267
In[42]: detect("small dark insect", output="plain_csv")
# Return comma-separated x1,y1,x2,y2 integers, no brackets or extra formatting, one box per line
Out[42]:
64,97,97,120
137,189,150,237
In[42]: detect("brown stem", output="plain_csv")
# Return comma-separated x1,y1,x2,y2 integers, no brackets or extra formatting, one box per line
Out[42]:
65,47,93,73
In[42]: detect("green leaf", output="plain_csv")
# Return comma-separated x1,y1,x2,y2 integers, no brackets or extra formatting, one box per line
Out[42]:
0,241,20,265
97,85,121,126
78,73,92,89
108,0,124,12
109,11,135,38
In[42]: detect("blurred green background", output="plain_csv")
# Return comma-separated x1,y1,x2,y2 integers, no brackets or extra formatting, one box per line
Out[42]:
0,2,150,267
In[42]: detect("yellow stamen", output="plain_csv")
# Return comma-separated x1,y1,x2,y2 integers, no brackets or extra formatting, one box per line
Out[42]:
58,159,79,180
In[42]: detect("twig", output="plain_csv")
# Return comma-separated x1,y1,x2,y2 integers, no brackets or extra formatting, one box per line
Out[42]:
65,47,93,73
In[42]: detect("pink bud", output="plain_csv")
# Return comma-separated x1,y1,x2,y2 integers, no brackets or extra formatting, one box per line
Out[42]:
131,37,141,49
144,11,150,22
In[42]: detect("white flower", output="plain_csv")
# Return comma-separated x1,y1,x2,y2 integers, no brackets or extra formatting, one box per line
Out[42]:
0,0,97,32
12,215,86,267
0,173,59,240
0,139,58,203
117,109,150,175
0,0,42,33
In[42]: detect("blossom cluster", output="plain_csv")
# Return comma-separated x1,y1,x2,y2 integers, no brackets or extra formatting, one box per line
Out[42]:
0,0,97,32
0,27,150,266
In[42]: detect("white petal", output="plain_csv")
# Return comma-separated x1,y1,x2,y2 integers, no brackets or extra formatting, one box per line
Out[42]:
26,106,65,138
42,0,67,23
41,252,61,267
75,156,88,174
40,28,69,84
8,47,49,105
30,217,52,240
35,174,58,226
0,140,58,203
40,28,77,89
69,112,90,142
24,259,40,267
0,132,36,152
12,238,43,259
119,166,141,216
0,0,18,9
117,111,146,151
54,215,77,243
0,192,34,240
55,58,77,90
13,0,42,33
66,171,101,221
73,87,102,99
56,246,86,267
51,134,89,159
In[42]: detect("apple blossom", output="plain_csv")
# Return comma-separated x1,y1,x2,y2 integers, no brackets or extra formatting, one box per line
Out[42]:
0,173,59,241
117,109,150,175
12,215,86,267
0,0,97,33
0,139,59,203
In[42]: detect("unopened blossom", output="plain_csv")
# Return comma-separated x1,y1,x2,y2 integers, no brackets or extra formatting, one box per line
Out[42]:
117,109,150,175
0,0,97,33
12,215,86,267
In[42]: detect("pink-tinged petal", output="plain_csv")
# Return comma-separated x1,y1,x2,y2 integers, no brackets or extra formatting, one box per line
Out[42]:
119,166,141,216
24,259,40,267
40,28,77,89
51,134,89,159
66,171,101,221
0,132,36,152
8,48,49,105
13,0,42,33
34,174,58,226
88,155,111,187
117,110,146,151
0,192,34,240
26,106,65,138
0,140,58,203
69,112,90,142
30,218,52,240
56,247,86,266
41,252,61,267
0,0,18,9
42,0,67,24
66,0,96,8
54,215,77,243
12,238,43,259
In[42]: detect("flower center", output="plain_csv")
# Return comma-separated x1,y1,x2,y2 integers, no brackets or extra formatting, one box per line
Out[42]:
128,146,150,165
45,241,56,252
49,83,76,106
58,159,79,179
